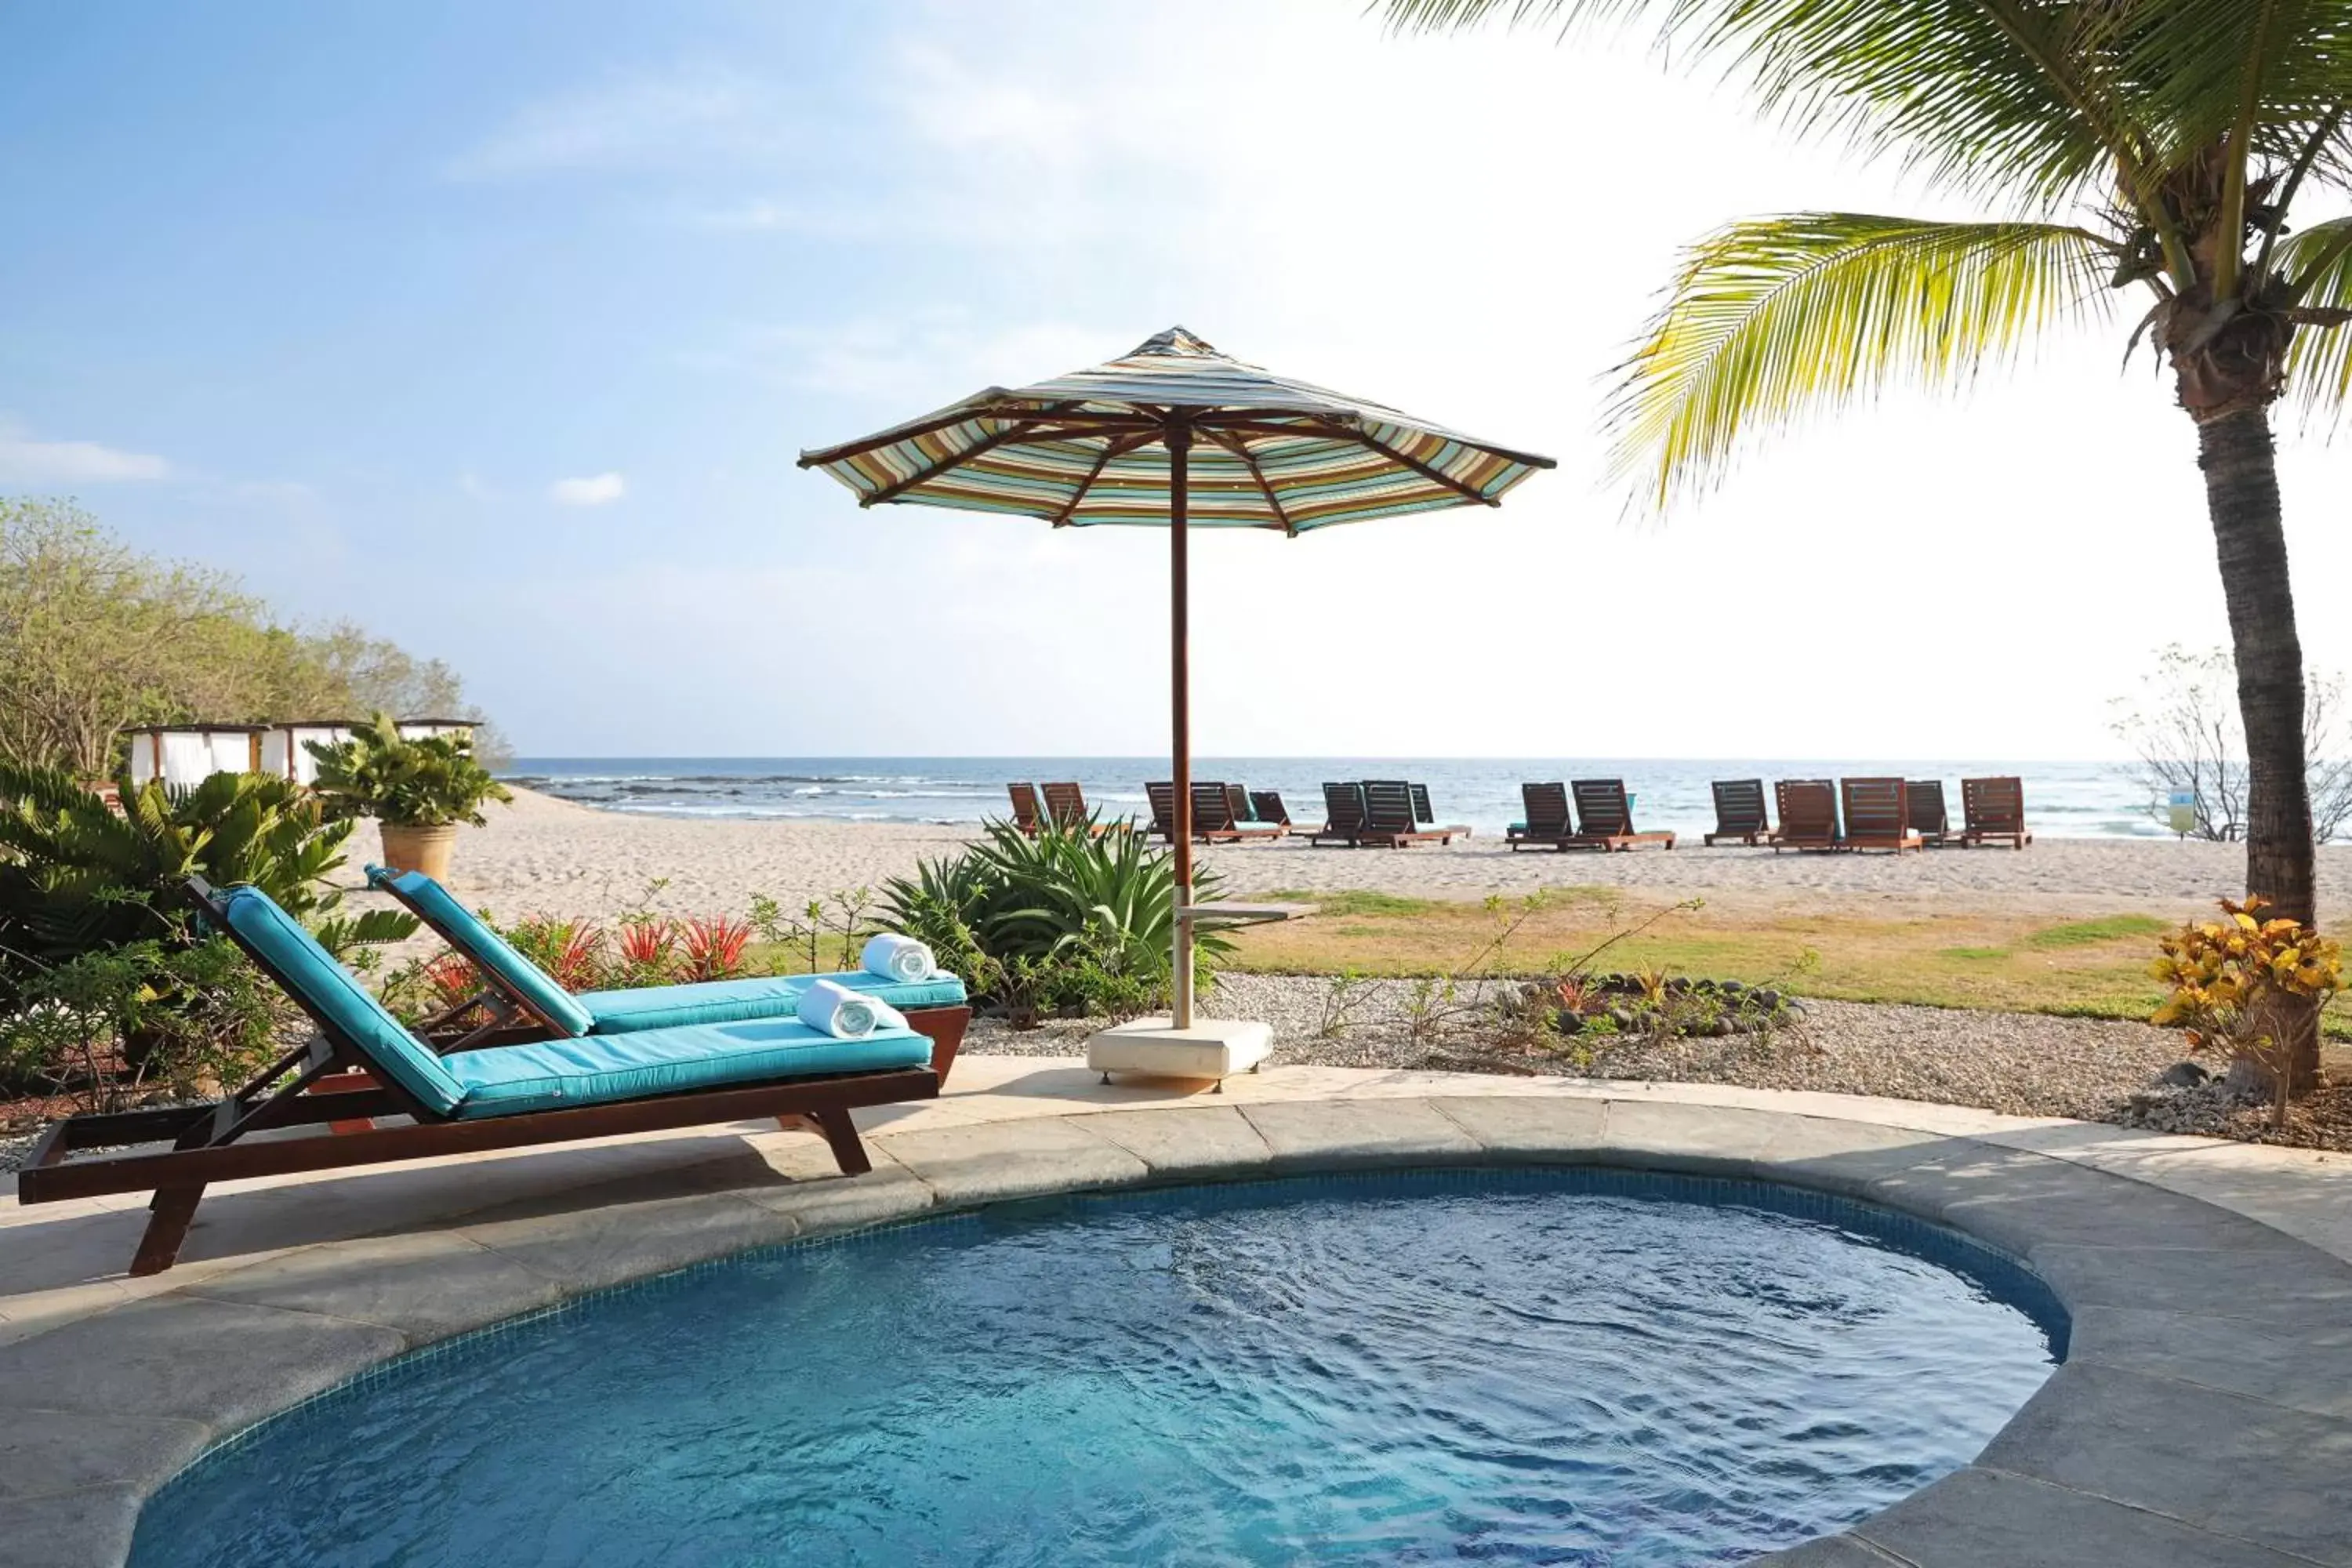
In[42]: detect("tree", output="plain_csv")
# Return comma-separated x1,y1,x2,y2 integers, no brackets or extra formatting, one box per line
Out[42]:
2114,645,2352,844
1388,0,2352,1087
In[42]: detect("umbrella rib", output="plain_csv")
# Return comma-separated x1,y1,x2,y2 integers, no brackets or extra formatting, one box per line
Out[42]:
1048,430,1157,527
857,406,1078,506
1341,426,1501,508
1203,427,1294,537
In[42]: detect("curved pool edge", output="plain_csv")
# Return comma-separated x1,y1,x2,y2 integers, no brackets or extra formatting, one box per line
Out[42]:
9,1086,2352,1568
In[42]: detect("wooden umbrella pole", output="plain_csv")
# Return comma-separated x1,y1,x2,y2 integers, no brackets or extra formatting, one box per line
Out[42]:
1167,415,1194,1029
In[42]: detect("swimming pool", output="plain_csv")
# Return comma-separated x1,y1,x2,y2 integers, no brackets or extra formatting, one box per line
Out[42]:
130,1170,2064,1566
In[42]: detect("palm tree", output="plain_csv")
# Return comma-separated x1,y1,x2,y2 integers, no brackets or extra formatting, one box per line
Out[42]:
1390,0,2352,1085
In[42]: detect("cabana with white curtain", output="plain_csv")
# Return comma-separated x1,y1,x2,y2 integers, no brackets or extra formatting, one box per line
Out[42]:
124,725,269,789
395,717,476,742
260,720,360,785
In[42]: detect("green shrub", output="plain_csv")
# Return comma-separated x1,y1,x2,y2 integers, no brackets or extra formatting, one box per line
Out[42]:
0,938,287,1114
307,712,510,829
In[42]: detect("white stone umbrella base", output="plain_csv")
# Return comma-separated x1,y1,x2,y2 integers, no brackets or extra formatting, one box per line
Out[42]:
1087,1017,1272,1090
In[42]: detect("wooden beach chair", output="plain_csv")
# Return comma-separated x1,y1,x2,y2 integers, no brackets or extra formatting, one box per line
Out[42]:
1410,782,1472,840
1705,779,1771,846
1192,782,1285,840
1907,779,1953,847
1838,778,1924,853
1566,779,1676,851
367,867,971,1081
1960,775,2033,848
1041,781,1119,836
1312,782,1368,847
1145,781,1181,842
1358,779,1454,847
14,880,953,1276
1773,779,1842,851
1509,782,1573,850
1225,782,1255,825
1006,782,1044,836
1248,789,1290,827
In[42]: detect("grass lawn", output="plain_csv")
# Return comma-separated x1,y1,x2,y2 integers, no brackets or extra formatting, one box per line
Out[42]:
1232,887,2352,1037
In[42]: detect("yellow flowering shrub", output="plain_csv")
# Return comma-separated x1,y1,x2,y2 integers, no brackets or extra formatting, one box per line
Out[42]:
2151,897,2345,1125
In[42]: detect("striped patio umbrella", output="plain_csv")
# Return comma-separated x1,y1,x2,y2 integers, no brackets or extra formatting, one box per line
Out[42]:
800,327,1553,1026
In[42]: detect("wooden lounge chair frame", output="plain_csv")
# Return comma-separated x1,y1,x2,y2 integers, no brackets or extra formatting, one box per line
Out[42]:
1838,777,1924,854
1248,789,1290,827
1773,779,1842,852
1409,782,1472,840
372,873,972,1083
1959,775,2033,848
1005,782,1044,836
1358,780,1454,847
1563,780,1676,851
1189,782,1285,841
1705,779,1771,846
1311,782,1367,847
1510,782,1573,851
13,878,953,1276
1145,781,1181,843
1041,781,1120,837
1907,779,1953,848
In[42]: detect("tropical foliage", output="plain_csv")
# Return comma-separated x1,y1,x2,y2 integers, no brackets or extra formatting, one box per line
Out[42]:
307,713,511,829
2154,896,2347,1122
1387,0,2352,1084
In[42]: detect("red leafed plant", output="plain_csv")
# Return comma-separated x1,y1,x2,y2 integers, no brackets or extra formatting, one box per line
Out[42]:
615,916,679,975
504,916,608,993
423,953,483,1011
679,915,751,982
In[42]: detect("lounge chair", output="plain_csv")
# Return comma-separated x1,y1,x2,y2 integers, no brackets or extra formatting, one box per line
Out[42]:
1961,775,2033,848
1248,789,1290,827
1410,782,1472,840
1907,779,1953,847
1705,779,1771,846
1006,782,1044,836
1145,781,1181,842
1359,779,1454,847
1509,782,1573,850
1838,778,1923,853
367,867,970,1080
15,879,953,1276
1773,779,1841,851
1566,780,1675,851
1312,782,1368,847
1224,782,1255,825
1191,782,1286,840
1041,781,1121,836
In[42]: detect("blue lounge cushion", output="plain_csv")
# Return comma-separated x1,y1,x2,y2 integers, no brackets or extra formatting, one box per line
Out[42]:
446,1018,933,1117
575,970,967,1033
367,866,596,1038
216,886,467,1116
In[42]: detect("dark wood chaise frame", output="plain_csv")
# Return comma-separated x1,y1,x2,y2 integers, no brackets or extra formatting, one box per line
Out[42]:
15,879,952,1276
1006,782,1044,836
1359,780,1455,847
1773,779,1842,852
1040,781,1120,837
1960,775,2033,848
1191,782,1286,841
1838,777,1925,854
1311,782,1367,847
1248,789,1290,827
1907,779,1953,848
1706,779,1771,846
1564,779,1676,851
1510,782,1573,850
1408,782,1472,840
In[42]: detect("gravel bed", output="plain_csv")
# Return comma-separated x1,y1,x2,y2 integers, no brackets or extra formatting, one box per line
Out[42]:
967,972,2348,1152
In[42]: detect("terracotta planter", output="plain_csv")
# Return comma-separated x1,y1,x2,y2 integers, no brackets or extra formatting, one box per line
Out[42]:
377,822,459,881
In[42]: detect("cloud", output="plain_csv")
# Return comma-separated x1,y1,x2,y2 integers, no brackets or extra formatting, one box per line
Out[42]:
446,66,795,180
550,472,626,506
0,419,173,485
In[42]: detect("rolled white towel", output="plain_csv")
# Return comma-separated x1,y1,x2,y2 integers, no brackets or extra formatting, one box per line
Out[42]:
862,933,935,984
797,978,879,1039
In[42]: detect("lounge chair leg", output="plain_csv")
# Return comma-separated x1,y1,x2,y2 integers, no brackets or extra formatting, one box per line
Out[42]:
1100,1072,1111,1085
131,1184,205,1276
808,1108,872,1178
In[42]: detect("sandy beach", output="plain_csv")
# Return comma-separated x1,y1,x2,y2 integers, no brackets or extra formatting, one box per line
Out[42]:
350,786,2352,926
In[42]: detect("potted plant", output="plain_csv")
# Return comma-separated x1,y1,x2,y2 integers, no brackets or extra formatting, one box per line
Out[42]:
306,712,510,880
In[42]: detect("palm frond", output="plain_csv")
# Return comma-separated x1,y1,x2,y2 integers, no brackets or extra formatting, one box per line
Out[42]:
2278,216,2352,430
2104,0,2352,172
1608,213,2116,514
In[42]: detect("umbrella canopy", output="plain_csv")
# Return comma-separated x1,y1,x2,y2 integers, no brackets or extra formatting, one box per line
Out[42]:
800,327,1553,1028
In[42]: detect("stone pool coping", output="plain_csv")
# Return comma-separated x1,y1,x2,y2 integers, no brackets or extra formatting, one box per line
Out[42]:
5,1058,2352,1567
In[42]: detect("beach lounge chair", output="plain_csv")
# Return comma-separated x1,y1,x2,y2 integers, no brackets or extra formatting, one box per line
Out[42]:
1566,780,1676,851
1907,779,1953,847
1961,775,2033,848
1191,782,1286,840
1006,782,1044,836
1225,782,1255,824
1312,782,1368,846
1705,779,1771,846
1773,779,1841,851
15,879,952,1276
1509,782,1573,850
367,867,970,1080
1248,789,1290,827
1359,779,1454,847
1145,781,1180,841
1838,778,1923,853
1041,780,1122,837
1410,782,1472,839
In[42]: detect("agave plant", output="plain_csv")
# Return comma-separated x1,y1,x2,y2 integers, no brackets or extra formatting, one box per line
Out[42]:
307,712,510,829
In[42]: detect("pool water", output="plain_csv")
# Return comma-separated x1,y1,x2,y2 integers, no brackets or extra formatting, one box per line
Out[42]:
131,1171,2063,1567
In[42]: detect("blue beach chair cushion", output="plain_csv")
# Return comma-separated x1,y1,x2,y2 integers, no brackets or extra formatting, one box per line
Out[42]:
576,969,967,1033
446,1018,933,1117
368,867,597,1038
217,886,469,1116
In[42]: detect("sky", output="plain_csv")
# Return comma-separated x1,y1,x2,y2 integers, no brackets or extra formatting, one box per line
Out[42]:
4,1,2347,762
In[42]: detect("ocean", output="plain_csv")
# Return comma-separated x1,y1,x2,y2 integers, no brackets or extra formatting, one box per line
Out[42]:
503,758,2167,840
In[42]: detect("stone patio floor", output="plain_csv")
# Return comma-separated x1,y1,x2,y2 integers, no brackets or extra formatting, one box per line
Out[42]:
7,1057,2352,1566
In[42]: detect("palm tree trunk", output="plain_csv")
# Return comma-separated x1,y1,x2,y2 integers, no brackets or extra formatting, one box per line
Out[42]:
2195,403,2319,1090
